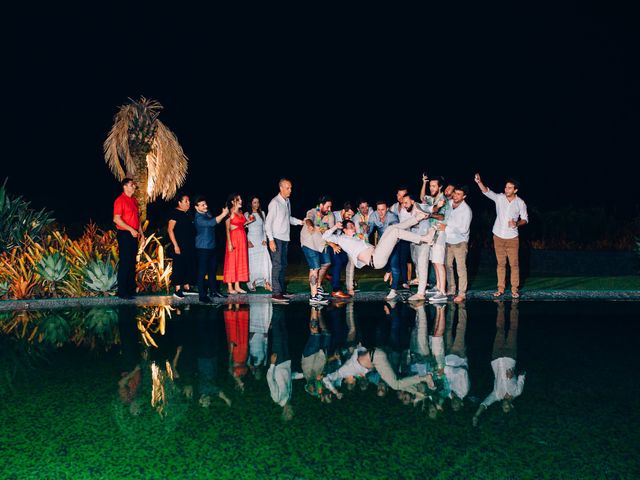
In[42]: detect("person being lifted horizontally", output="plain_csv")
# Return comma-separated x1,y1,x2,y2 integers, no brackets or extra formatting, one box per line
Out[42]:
322,211,435,273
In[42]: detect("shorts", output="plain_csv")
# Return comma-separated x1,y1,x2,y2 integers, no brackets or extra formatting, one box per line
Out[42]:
429,232,446,264
302,246,331,270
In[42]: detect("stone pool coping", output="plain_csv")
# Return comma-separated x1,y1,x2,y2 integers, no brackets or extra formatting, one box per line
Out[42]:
1,290,639,311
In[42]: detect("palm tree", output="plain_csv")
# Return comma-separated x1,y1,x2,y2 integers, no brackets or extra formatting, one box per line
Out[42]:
104,97,188,224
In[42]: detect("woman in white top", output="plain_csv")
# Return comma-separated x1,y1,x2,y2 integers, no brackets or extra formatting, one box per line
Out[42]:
245,197,272,292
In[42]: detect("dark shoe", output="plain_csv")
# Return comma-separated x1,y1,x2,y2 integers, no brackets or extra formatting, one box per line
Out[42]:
331,290,352,299
272,294,290,303
199,296,213,304
173,290,185,299
212,291,227,298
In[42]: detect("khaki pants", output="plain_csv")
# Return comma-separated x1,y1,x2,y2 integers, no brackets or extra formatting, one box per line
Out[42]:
445,241,468,296
493,235,519,293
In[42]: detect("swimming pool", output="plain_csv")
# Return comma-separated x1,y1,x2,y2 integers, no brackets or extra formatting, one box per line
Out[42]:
1,301,638,478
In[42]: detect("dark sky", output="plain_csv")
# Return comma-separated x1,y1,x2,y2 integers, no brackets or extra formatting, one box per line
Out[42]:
4,5,639,230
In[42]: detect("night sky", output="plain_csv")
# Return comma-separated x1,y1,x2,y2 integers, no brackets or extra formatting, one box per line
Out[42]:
4,6,639,231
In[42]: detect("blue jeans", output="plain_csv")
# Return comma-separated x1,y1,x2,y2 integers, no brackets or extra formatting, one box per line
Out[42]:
330,250,349,291
270,239,288,295
397,240,411,285
388,244,401,290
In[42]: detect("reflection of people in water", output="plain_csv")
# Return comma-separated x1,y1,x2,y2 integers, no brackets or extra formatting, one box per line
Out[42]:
197,312,231,408
302,306,330,400
268,308,294,421
224,304,249,392
117,307,145,416
473,301,525,426
248,303,272,381
444,301,469,412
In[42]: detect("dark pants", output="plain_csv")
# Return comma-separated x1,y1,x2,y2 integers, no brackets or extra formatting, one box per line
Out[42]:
397,240,411,285
196,248,220,299
117,230,137,297
172,247,195,286
270,310,290,365
388,244,401,290
330,250,349,291
270,239,288,295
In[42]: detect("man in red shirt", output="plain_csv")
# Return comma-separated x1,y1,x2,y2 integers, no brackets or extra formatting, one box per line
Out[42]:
113,178,145,299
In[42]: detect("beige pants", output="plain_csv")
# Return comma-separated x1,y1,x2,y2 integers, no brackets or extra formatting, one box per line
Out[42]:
493,235,520,293
372,217,422,269
372,349,421,394
492,303,519,360
445,241,468,296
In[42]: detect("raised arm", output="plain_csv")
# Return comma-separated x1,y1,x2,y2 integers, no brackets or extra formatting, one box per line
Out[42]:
475,173,498,201
420,172,428,203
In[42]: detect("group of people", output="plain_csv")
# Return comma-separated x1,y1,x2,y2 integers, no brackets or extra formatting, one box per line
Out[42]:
112,173,528,303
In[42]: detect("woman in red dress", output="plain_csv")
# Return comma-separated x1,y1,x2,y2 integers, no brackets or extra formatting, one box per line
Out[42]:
224,303,249,391
223,193,252,294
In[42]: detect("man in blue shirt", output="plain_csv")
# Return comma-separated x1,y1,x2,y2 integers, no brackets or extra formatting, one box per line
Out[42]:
368,200,401,300
194,196,229,303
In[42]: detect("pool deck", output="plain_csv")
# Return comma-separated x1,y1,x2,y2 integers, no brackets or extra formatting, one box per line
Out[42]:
2,289,640,311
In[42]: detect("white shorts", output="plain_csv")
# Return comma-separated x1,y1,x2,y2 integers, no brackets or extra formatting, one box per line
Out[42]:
429,232,446,264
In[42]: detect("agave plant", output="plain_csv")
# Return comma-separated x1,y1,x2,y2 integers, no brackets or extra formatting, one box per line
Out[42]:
84,258,118,294
0,178,54,253
104,97,188,224
38,313,71,346
37,252,70,297
0,280,8,298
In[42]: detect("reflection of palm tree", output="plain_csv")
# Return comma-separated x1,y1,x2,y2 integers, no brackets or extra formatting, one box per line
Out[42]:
104,97,188,224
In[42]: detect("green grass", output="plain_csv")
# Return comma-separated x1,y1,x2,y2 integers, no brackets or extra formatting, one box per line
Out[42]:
276,264,640,293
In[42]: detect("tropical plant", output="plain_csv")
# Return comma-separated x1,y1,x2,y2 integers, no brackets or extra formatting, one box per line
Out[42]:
84,257,118,294
136,233,172,293
0,178,54,253
104,97,188,224
0,280,8,298
36,252,69,297
0,247,40,299
38,313,71,346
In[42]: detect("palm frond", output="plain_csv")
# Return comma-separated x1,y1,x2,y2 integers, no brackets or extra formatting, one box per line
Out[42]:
147,121,188,201
104,105,134,179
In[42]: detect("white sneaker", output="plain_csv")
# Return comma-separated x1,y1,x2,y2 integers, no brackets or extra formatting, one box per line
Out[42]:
425,287,439,297
182,290,199,296
385,289,398,300
309,294,329,305
429,292,448,303
408,293,425,302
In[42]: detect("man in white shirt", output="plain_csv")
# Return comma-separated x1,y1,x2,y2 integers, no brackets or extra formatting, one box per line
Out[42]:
265,179,304,303
474,174,529,298
267,313,294,421
473,301,524,426
421,175,449,303
442,186,473,303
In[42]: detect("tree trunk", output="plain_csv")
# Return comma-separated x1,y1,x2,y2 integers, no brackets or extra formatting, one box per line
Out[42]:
130,156,149,227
